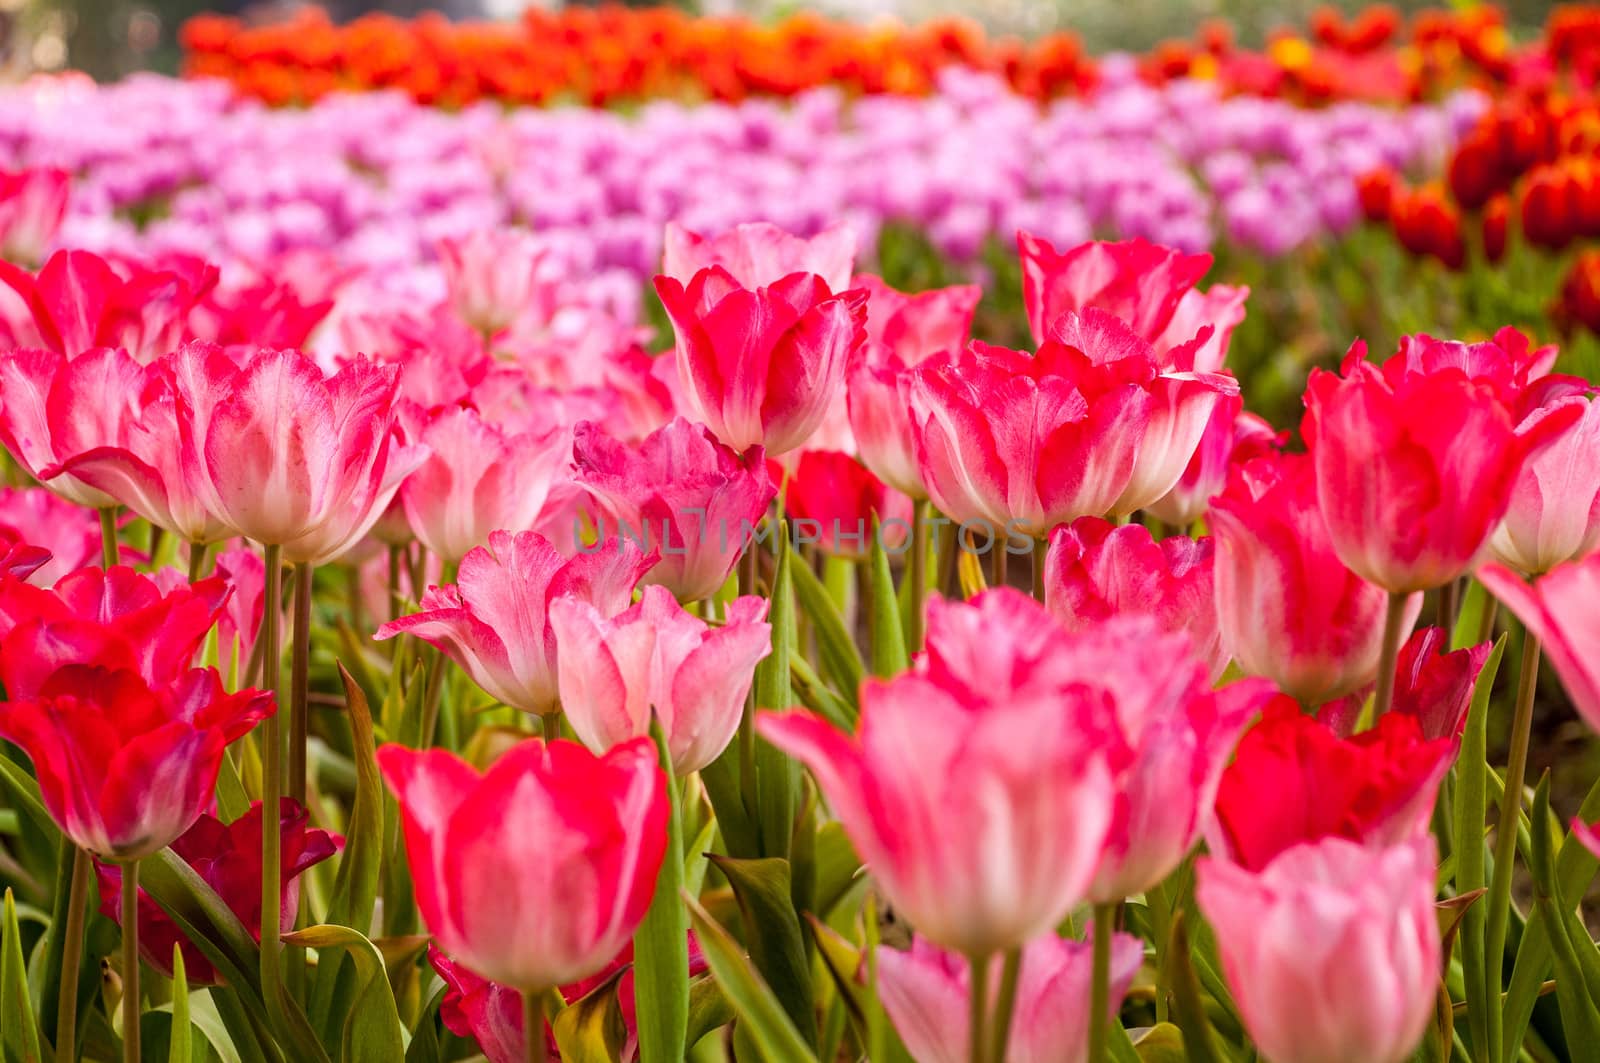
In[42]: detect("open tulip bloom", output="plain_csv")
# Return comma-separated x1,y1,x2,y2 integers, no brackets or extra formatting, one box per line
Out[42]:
5,94,1600,1063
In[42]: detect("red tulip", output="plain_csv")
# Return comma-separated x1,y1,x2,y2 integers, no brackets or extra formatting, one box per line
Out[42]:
0,486,97,586
1211,452,1421,703
760,589,1118,953
661,220,857,294
572,417,774,603
1209,697,1453,872
95,799,339,984
376,530,653,716
653,266,866,455
781,450,913,558
378,737,668,991
1017,232,1212,348
0,168,68,266
1480,555,1600,734
1319,626,1491,741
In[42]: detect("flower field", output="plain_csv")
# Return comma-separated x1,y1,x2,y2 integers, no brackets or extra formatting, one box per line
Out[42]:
0,3,1599,1063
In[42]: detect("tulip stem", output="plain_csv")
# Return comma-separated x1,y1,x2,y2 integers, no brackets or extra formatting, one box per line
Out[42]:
1438,577,1461,644
541,711,561,742
121,860,139,1063
522,990,543,1063
1372,591,1409,719
908,499,929,652
54,846,90,1063
186,542,207,584
967,951,990,1063
1088,903,1116,1063
1485,630,1541,1063
98,508,119,568
987,947,1023,1063
290,563,313,806
259,543,284,1024
1032,538,1047,602
387,544,404,622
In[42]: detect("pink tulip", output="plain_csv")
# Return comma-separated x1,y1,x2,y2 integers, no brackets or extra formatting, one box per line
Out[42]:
1319,627,1491,742
572,417,775,602
877,932,1144,1063
0,168,68,266
1144,396,1281,528
550,585,770,775
213,546,267,672
1153,283,1251,374
437,229,562,338
0,486,98,586
1488,392,1600,574
653,267,866,455
1211,452,1422,704
1044,516,1224,678
661,220,857,294
1306,350,1579,593
378,737,668,991
1197,835,1441,1063
781,450,913,558
168,343,428,564
846,276,981,497
399,404,572,564
759,589,1117,953
1381,328,1558,408
1571,819,1600,862
0,346,146,509
1017,233,1212,348
376,530,654,716
1480,556,1600,734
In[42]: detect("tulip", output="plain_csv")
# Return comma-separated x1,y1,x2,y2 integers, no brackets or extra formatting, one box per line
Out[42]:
759,589,1117,954
781,450,913,558
1488,392,1600,575
0,539,48,583
438,229,561,338
661,220,857,294
399,404,572,564
1319,626,1492,742
0,346,147,509
378,737,668,991
1043,516,1225,678
571,418,775,603
1211,452,1422,704
0,486,98,586
1196,835,1441,1063
653,266,866,455
213,546,267,671
1210,697,1453,872
376,530,654,717
0,167,68,266
1144,395,1280,528
876,932,1145,1063
1480,555,1600,734
1571,819,1600,862
549,584,771,775
1152,282,1250,374
1377,329,1558,408
1017,232,1211,348
168,343,428,564
94,799,340,984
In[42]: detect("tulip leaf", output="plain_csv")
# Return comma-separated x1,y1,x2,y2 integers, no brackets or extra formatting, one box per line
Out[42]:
686,976,734,1048
554,969,629,1063
812,821,864,920
404,985,446,1063
681,893,817,1063
1162,912,1224,1063
866,525,908,680
1454,633,1504,1060
0,889,41,1063
1132,1023,1188,1062
0,754,54,842
707,855,816,1046
754,535,799,860
282,924,404,1063
632,720,689,1063
789,542,864,711
169,945,194,1063
1528,775,1600,1051
35,840,91,1052
699,745,757,861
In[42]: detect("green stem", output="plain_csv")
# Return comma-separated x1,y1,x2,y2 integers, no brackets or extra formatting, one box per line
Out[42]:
186,542,207,584
523,989,543,1063
1485,632,1541,1063
1088,903,1116,1063
967,952,990,1063
98,508,119,568
1373,591,1409,720
1439,578,1461,644
387,545,403,622
541,711,562,742
55,847,90,1063
987,947,1023,1063
1032,538,1047,602
258,544,283,1020
990,537,1007,589
121,860,140,1063
909,499,930,652
290,564,313,806
738,543,760,817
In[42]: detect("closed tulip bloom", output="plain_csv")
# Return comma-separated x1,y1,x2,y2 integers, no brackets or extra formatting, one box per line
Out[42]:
661,220,857,294
0,486,98,586
0,664,272,859
1211,452,1422,704
760,589,1117,954
1480,556,1600,734
782,450,913,558
1210,698,1453,871
378,737,668,991
1197,835,1441,1063
376,530,654,716
1307,355,1578,593
400,404,572,563
1152,282,1251,374
1145,396,1281,528
1044,516,1224,677
550,585,771,775
95,798,340,984
1319,627,1491,742
0,346,146,509
572,418,775,603
877,932,1144,1063
653,266,866,455
1017,232,1212,348
1488,392,1600,574
169,343,428,564
0,168,68,266
438,229,560,338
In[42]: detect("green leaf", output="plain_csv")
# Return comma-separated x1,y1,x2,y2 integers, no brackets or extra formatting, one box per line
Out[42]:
632,720,688,1063
281,924,404,1063
1454,633,1504,1061
753,536,798,860
699,745,756,861
681,893,817,1063
0,889,41,1062
707,856,815,1046
1452,579,1488,651
685,977,734,1048
1131,1023,1188,1062
554,972,628,1063
404,986,446,1063
169,945,194,1063
789,545,864,712
866,526,908,680
1529,775,1600,1052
